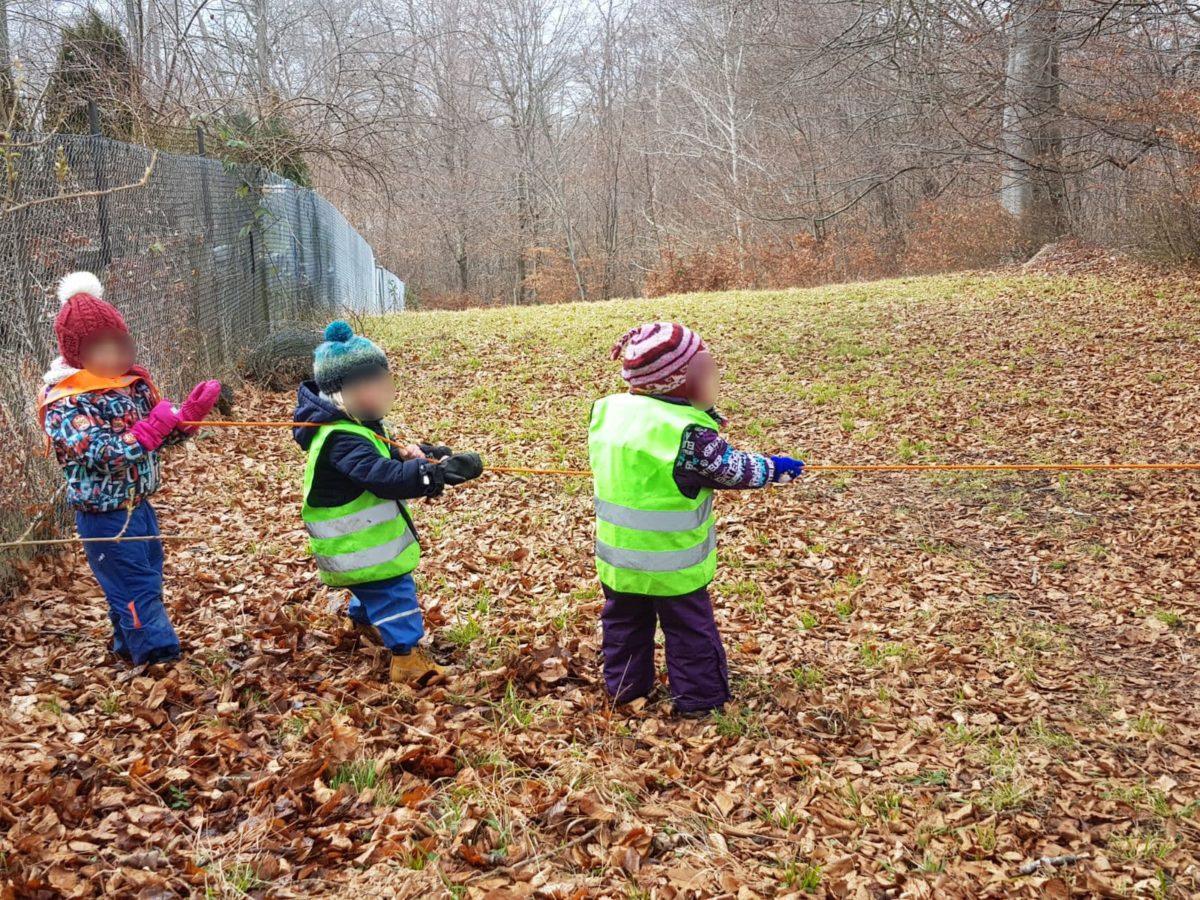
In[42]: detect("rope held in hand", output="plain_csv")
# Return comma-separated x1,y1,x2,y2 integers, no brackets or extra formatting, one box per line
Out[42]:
182,420,1200,476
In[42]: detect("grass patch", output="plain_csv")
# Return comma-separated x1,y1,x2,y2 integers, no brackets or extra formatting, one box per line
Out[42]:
908,769,950,787
1132,712,1168,737
1153,610,1183,629
712,705,768,739
858,642,915,668
790,665,824,690
444,617,483,647
1107,828,1176,863
720,579,767,620
760,799,805,831
489,681,545,731
329,759,401,805
204,860,265,897
780,861,822,892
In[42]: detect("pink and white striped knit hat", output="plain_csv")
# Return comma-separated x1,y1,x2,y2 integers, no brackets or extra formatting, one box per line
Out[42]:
610,322,706,394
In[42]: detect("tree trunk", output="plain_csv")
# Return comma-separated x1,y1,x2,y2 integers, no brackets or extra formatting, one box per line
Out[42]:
124,0,143,68
515,159,531,304
1000,0,1067,251
255,0,271,107
144,0,163,86
0,0,16,129
0,0,10,77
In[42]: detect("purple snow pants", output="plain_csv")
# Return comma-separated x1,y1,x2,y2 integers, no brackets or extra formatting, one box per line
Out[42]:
600,585,730,713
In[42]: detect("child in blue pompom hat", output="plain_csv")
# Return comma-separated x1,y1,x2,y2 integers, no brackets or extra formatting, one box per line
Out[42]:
293,321,484,683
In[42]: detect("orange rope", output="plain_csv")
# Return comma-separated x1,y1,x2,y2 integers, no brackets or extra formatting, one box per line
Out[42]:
187,419,411,449
183,420,1200,476
190,420,325,429
489,463,1200,476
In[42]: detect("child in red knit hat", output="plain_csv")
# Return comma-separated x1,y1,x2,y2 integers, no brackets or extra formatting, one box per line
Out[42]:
39,271,223,666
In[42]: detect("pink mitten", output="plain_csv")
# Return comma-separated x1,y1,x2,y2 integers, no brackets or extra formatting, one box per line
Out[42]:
130,400,182,451
178,380,222,432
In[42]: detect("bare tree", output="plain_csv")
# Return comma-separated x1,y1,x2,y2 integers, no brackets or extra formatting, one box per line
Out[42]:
1000,0,1066,247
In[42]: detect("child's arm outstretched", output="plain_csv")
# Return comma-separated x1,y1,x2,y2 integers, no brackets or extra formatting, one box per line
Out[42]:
676,424,803,492
327,433,484,500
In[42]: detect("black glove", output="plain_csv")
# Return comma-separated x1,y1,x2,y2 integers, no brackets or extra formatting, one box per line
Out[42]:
420,461,446,498
419,442,453,461
441,452,484,485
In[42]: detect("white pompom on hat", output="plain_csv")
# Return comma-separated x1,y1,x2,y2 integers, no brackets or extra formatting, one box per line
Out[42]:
57,270,105,306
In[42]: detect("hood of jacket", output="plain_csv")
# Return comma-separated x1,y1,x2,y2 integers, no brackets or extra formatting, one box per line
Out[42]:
293,380,385,450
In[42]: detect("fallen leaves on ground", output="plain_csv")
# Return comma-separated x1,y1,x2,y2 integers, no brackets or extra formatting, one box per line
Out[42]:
3,270,1200,897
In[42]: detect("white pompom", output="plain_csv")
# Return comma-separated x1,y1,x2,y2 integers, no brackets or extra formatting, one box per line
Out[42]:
57,271,104,306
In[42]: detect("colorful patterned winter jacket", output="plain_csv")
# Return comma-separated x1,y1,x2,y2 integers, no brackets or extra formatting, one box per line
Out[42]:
43,380,187,513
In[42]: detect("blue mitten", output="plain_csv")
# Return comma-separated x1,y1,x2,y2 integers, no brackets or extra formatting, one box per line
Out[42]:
770,456,805,484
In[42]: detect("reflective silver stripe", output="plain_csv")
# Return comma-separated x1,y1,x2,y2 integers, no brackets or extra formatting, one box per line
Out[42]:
315,529,416,573
305,500,402,540
594,495,713,532
595,531,716,572
374,607,422,626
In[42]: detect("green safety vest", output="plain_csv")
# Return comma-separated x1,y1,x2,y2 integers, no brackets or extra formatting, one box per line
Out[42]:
301,422,421,587
588,393,718,596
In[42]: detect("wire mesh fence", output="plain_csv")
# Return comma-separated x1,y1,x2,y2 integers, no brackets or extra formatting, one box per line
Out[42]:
0,124,405,582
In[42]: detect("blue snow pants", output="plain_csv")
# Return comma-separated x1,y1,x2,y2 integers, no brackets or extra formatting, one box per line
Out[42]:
346,573,425,653
76,501,181,665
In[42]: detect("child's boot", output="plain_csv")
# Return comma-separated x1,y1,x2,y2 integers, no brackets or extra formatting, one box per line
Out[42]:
389,647,447,683
350,618,384,647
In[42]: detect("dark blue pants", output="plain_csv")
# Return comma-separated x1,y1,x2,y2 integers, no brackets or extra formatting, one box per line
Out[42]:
347,573,424,653
601,585,730,713
76,501,181,665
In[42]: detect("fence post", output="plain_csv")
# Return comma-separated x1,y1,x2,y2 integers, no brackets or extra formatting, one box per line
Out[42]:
196,126,214,239
251,169,271,335
87,100,111,268
192,124,222,374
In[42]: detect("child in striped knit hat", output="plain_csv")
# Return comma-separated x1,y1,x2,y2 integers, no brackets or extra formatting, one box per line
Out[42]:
587,322,804,715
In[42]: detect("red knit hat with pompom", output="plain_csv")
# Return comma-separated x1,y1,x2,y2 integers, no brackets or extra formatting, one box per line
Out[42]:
53,271,129,368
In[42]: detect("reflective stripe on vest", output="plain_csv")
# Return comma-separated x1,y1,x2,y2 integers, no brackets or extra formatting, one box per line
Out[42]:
314,528,418,573
595,531,717,572
594,495,713,532
588,393,718,596
305,499,401,540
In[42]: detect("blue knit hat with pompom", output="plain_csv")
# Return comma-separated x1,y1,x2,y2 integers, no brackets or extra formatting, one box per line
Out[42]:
313,321,390,393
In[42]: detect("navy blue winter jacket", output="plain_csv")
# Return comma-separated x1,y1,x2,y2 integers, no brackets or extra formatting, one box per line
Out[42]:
293,381,446,509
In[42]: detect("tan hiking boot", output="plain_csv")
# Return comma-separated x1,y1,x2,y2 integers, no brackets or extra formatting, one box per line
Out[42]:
389,647,447,684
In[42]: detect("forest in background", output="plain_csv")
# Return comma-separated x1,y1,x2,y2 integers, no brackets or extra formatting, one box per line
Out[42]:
5,0,1200,305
